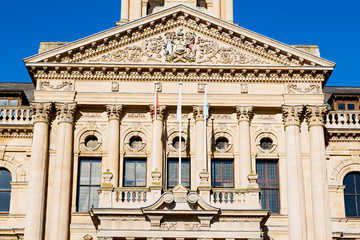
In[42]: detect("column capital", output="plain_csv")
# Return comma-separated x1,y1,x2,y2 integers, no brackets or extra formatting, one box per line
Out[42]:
30,102,52,123
193,105,206,121
282,105,304,127
236,105,253,122
55,102,77,123
106,104,123,120
305,105,327,127
150,105,167,120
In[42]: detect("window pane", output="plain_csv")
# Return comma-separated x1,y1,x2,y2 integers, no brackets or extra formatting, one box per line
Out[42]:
135,160,146,186
89,186,100,209
338,103,346,110
79,160,90,185
344,173,355,194
124,160,135,186
256,162,266,181
268,189,279,213
181,160,190,187
0,169,12,189
0,191,11,212
77,186,89,212
168,160,178,187
345,195,357,217
267,162,278,181
357,196,360,217
222,161,233,181
91,160,101,185
0,100,8,106
348,103,355,110
260,189,268,210
9,100,18,106
355,173,360,194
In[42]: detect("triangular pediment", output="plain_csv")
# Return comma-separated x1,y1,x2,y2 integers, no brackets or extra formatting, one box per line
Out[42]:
24,5,335,68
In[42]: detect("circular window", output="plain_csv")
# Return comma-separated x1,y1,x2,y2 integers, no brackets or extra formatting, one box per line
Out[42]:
172,136,186,150
129,136,143,150
260,138,273,150
216,137,229,151
85,136,98,150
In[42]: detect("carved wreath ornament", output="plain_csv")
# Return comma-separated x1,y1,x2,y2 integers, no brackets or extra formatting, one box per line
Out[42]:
89,28,270,65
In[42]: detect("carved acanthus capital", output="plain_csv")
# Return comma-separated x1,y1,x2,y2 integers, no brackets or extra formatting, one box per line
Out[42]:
236,106,253,122
150,105,167,120
55,102,77,123
31,102,53,123
305,105,328,127
106,104,123,120
193,105,205,121
282,105,304,127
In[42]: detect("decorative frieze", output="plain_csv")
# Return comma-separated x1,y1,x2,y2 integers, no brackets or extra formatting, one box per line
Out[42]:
282,105,304,126
106,104,123,120
31,102,52,123
305,105,327,127
287,84,321,94
55,102,77,123
236,106,253,122
40,80,72,91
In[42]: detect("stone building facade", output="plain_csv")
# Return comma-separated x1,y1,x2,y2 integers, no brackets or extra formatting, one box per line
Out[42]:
0,0,360,239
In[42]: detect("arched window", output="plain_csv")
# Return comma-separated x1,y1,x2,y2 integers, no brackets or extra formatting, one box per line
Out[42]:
0,168,12,213
343,172,360,217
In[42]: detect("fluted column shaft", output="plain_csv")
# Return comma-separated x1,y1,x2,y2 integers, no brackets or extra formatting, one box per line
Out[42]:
193,106,205,189
120,0,129,22
151,105,166,182
306,105,332,240
106,105,122,187
24,102,52,240
236,106,253,189
49,102,77,240
282,105,308,240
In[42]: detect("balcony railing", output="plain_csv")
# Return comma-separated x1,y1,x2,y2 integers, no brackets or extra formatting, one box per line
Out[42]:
0,107,33,125
210,188,261,209
99,187,151,208
325,111,360,128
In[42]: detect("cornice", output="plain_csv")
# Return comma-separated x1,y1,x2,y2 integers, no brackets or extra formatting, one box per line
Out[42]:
24,5,335,68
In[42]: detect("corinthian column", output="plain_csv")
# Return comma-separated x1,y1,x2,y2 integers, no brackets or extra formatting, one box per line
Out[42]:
24,102,52,240
106,105,123,187
49,102,77,240
150,105,166,185
236,106,253,189
306,105,332,240
193,106,205,189
282,105,308,240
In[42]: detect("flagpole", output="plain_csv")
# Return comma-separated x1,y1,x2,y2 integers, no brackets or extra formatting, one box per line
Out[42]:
178,82,182,185
152,83,158,172
204,83,207,171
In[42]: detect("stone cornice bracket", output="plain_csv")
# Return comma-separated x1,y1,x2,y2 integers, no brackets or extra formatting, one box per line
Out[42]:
193,105,205,121
236,105,254,122
106,104,123,121
55,102,77,124
30,102,53,123
305,105,328,128
150,105,167,120
281,105,304,127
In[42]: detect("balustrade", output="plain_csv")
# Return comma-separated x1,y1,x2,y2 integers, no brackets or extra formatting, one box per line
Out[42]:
99,187,150,208
325,111,360,128
210,189,261,209
0,107,33,124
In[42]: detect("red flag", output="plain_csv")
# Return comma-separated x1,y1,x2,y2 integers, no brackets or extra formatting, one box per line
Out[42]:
153,90,159,116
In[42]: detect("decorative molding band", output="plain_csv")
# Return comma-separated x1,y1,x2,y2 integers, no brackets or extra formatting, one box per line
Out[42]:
0,129,33,138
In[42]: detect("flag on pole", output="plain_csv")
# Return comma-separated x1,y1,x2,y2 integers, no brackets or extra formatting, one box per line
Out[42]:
204,83,209,119
177,83,182,122
177,82,182,185
204,83,208,171
153,88,159,116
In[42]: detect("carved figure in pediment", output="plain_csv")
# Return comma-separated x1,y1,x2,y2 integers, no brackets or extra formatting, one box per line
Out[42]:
143,36,163,62
164,32,175,59
164,28,197,63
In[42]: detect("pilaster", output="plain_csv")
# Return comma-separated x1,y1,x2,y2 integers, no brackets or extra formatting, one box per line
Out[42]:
193,105,205,190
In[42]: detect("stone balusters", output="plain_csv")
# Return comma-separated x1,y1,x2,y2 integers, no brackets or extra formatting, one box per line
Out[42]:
236,106,254,189
106,104,123,187
282,105,308,240
305,105,332,240
49,102,77,240
24,102,52,240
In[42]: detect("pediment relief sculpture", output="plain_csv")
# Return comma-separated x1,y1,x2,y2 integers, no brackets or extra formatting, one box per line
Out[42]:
87,28,271,65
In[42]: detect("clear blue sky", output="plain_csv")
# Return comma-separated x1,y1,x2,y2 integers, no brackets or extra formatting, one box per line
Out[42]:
0,0,359,86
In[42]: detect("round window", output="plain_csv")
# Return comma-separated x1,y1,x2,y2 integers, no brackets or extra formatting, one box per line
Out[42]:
129,136,143,150
85,136,98,150
172,136,186,150
260,138,273,150
216,137,229,151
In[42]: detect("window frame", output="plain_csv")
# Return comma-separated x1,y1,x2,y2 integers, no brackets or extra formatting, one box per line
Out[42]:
123,158,147,187
256,159,280,214
76,158,102,212
0,168,12,213
211,159,234,188
0,97,21,107
167,158,190,189
343,172,360,218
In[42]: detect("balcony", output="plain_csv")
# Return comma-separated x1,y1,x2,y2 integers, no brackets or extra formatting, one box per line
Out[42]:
325,111,360,129
0,107,33,125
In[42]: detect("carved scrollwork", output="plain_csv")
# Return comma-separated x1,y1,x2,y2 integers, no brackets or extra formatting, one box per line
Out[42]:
160,222,177,230
282,105,304,126
288,84,321,94
55,102,77,123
